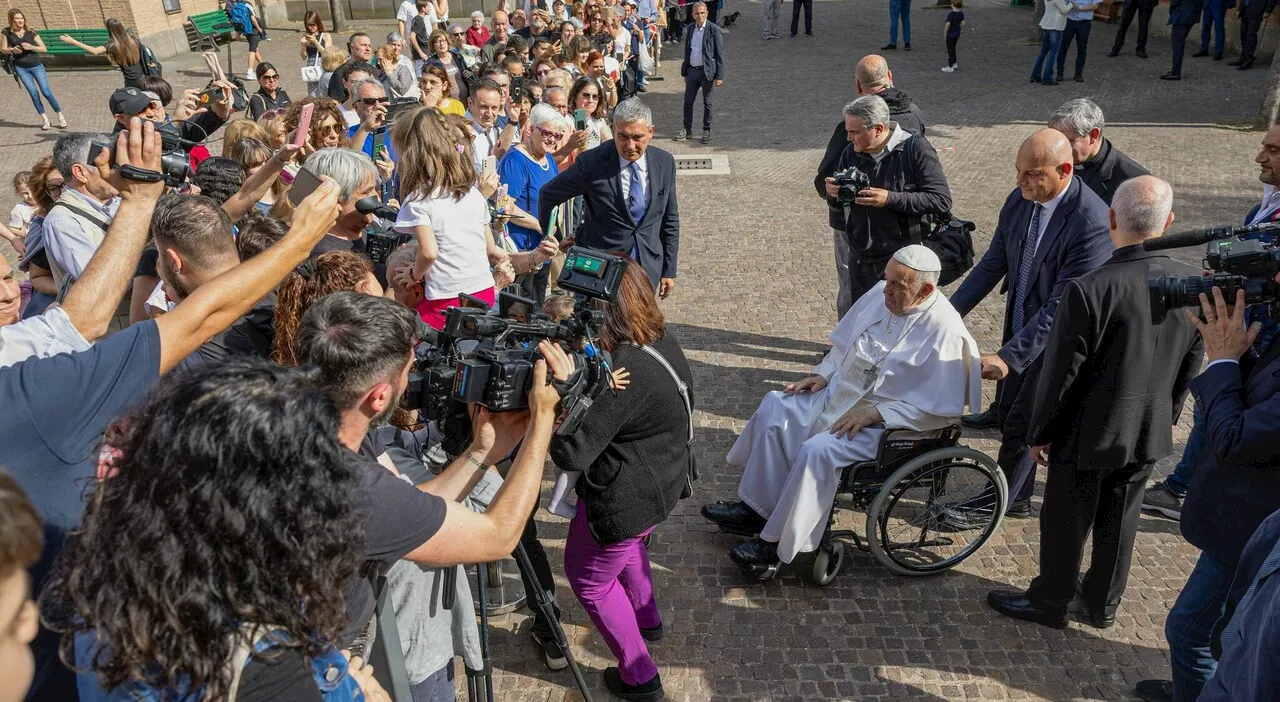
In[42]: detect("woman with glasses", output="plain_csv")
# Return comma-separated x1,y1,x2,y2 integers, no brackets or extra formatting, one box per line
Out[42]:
418,64,465,116
423,28,471,104
248,62,292,119
298,11,330,96
497,103,571,302
569,75,611,149
1,9,67,131
584,50,618,109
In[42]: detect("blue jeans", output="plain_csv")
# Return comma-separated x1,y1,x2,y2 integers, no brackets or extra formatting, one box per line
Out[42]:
889,0,911,44
14,63,60,115
1032,29,1063,82
1166,553,1234,702
1200,0,1227,53
410,661,455,702
1165,405,1203,497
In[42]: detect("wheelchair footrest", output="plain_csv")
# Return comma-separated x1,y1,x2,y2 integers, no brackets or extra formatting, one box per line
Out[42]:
741,561,781,581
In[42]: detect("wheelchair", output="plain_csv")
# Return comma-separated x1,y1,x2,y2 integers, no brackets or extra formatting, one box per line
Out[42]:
725,425,1008,585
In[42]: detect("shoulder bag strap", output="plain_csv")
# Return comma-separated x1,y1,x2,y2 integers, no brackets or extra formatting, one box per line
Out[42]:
49,200,111,233
631,344,693,444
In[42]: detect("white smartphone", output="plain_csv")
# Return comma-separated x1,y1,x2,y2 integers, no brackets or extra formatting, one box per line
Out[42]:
483,156,497,178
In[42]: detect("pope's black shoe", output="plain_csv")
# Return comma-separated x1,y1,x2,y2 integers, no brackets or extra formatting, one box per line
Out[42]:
987,590,1069,629
604,668,665,701
729,536,779,568
961,408,1000,429
702,500,766,532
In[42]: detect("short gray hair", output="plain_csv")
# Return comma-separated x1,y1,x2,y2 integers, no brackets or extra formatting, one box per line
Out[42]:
528,102,571,132
1048,98,1105,138
843,95,890,130
304,148,378,203
352,77,385,98
53,132,108,180
612,98,652,128
471,10,485,19
1112,175,1173,236
387,241,418,277
386,31,405,43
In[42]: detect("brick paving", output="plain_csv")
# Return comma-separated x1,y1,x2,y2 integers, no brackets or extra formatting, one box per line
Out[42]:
0,3,1272,699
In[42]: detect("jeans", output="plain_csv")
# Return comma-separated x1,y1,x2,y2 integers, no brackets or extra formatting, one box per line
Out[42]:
1170,24,1192,75
1165,405,1203,497
762,0,781,36
410,662,455,702
682,70,715,131
790,0,813,35
1166,553,1234,702
1056,18,1091,77
1200,0,1226,53
1032,29,1063,82
14,63,60,115
888,0,911,44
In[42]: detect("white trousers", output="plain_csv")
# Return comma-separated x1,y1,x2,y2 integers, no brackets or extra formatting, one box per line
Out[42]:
727,391,881,563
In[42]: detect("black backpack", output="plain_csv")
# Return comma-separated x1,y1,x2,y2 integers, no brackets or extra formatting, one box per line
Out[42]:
140,42,163,77
900,134,974,286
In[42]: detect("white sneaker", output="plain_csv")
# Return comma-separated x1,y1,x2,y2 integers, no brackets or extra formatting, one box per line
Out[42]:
952,63,959,69
941,66,955,72
245,69,256,80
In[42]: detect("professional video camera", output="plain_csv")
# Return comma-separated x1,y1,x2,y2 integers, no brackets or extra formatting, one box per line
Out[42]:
1145,221,1280,320
832,165,872,203
357,198,408,266
405,247,628,456
88,120,199,188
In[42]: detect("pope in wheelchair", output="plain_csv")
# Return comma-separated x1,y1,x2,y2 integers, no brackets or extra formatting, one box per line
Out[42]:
703,245,984,571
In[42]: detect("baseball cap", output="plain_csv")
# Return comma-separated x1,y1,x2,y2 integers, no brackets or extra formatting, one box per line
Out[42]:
109,87,161,116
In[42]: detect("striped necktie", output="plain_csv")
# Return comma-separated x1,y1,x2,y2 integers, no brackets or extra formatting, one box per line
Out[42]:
1012,203,1043,333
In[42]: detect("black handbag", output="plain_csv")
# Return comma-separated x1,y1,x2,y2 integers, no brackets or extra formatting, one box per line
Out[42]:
900,134,975,286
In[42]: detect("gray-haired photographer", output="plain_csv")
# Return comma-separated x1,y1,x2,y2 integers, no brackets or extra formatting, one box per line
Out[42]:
821,94,953,318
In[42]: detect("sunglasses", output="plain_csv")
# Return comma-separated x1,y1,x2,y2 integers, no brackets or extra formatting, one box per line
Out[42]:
359,97,391,105
261,74,279,80
580,93,599,101
537,127,565,140
450,31,465,36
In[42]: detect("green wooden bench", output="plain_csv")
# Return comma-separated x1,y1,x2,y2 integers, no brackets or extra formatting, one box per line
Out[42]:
42,29,110,56
186,9,235,52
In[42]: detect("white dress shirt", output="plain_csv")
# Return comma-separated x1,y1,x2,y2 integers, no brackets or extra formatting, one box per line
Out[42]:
1029,181,1070,249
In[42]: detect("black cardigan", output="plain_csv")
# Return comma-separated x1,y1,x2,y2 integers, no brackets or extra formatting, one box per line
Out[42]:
550,332,694,545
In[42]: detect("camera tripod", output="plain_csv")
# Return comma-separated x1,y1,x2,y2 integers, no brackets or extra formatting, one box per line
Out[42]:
463,542,595,702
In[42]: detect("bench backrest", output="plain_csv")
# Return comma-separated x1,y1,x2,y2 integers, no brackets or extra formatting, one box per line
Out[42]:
188,9,234,36
42,29,110,55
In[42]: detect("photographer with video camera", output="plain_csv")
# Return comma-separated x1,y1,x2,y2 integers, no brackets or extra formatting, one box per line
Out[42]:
822,94,951,317
548,258,694,702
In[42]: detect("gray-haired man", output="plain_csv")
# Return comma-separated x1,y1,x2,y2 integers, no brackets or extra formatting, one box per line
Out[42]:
1048,98,1148,206
303,147,380,259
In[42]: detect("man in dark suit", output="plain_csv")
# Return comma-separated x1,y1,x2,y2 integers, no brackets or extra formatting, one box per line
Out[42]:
538,98,680,298
1230,0,1276,69
1048,99,1148,206
1109,0,1159,57
949,129,1113,517
986,176,1203,630
1161,0,1207,80
675,2,725,145
1134,277,1280,702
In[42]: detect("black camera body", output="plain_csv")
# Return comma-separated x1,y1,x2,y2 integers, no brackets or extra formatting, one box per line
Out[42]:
89,120,196,188
404,247,628,456
832,166,872,203
1146,223,1280,320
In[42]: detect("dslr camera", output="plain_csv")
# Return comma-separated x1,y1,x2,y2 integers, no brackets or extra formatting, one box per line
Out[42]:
88,121,198,188
832,166,872,203
405,247,628,456
1146,222,1280,320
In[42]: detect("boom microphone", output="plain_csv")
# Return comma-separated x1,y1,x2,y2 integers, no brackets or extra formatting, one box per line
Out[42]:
1143,221,1280,251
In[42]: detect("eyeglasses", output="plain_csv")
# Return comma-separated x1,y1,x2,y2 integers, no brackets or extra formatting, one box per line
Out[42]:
359,97,391,105
45,182,64,193
580,93,599,101
537,127,565,141
450,31,465,36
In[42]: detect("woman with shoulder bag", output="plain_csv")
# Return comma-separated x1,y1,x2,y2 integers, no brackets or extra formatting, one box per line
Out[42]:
299,11,330,95
1,9,66,130
248,62,291,119
549,259,694,702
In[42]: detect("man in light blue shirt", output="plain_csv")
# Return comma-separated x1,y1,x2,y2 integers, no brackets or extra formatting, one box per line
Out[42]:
1056,0,1098,82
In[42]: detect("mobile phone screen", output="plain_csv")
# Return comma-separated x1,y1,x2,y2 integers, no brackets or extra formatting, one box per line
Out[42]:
288,167,323,206
292,103,314,149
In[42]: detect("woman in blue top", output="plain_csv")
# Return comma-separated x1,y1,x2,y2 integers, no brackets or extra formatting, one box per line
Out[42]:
498,102,571,302
43,359,383,701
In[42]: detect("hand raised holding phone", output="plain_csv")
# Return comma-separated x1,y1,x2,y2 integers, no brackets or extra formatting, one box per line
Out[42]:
286,177,341,246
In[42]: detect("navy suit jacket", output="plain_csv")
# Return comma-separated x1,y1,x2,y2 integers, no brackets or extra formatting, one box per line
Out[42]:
681,21,725,81
538,141,680,285
1182,345,1280,566
949,176,1112,374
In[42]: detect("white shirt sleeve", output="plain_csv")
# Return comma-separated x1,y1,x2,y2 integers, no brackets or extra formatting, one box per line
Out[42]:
0,306,92,368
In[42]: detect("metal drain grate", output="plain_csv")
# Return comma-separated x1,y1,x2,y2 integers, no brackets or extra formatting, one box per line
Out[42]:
673,154,730,176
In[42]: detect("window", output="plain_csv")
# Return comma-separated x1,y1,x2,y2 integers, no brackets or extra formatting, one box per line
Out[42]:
163,0,182,14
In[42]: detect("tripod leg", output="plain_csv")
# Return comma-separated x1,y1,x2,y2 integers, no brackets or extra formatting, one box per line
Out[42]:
512,543,595,702
471,565,494,702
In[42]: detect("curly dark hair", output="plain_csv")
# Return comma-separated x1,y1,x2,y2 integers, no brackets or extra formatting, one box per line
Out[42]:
272,251,374,366
191,157,245,206
42,358,361,700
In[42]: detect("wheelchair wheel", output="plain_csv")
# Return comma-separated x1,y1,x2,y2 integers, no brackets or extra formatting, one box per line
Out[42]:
806,541,845,587
866,446,1007,577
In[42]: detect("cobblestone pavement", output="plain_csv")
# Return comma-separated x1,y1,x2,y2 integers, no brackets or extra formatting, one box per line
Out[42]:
0,2,1271,699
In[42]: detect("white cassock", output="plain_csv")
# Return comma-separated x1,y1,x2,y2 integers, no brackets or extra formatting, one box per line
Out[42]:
727,282,983,563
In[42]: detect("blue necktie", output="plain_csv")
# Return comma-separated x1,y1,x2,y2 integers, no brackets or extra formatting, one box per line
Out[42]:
628,160,646,223
1012,203,1043,333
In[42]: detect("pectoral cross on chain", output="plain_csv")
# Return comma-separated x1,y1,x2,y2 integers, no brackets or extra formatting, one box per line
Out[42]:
863,365,879,390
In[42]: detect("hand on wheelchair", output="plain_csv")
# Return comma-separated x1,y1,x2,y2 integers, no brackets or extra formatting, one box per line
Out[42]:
783,374,828,394
828,406,883,440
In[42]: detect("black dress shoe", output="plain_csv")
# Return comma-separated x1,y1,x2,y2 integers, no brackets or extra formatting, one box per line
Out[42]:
1042,79,1059,86
604,667,665,702
701,501,766,532
1228,57,1245,66
1054,73,1064,82
961,409,1000,429
640,622,664,642
1006,499,1032,518
1192,49,1209,57
987,590,1069,629
881,43,897,50
729,536,779,568
1029,76,1041,83
904,42,911,50
1134,679,1174,702
1239,60,1255,70
1159,72,1181,80
1107,48,1120,57
1073,74,1084,82
1214,52,1223,60
1136,48,1148,58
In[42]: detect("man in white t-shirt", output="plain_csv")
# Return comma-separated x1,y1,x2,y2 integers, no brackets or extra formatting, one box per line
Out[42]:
397,0,420,38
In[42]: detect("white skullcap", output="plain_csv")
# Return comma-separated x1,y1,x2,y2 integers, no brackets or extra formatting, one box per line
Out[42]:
892,244,941,273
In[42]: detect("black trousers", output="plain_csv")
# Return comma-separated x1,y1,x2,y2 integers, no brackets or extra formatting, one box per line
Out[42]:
1240,10,1262,62
517,510,562,639
1112,0,1154,51
1057,18,1091,76
946,36,958,66
993,367,1038,506
790,0,813,35
1025,461,1154,616
1170,23,1192,75
846,252,891,308
682,70,715,131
